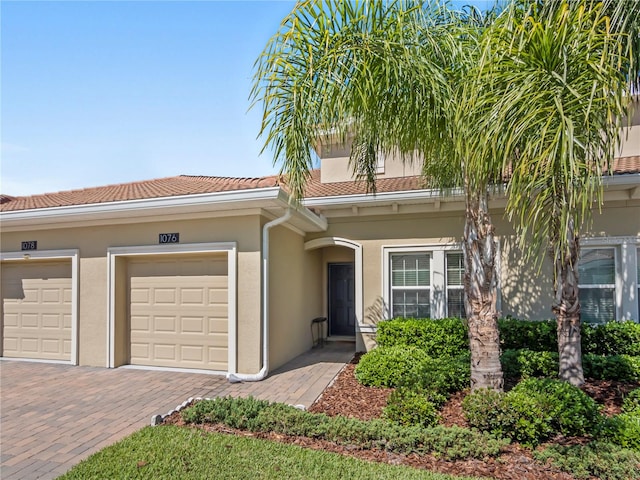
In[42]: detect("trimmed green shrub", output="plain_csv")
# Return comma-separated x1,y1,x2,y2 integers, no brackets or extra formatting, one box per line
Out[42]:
181,396,508,460
405,353,471,395
582,321,640,356
622,388,640,415
461,388,510,437
599,414,640,451
510,378,602,437
534,442,640,480
498,318,557,352
354,345,429,388
500,349,559,379
598,389,640,451
463,378,602,447
383,387,443,428
583,354,640,381
376,318,469,357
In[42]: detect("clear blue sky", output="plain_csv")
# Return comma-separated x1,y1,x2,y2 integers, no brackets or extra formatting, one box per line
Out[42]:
1,0,494,197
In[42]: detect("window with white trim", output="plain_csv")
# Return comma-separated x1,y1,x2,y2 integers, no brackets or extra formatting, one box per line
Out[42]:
446,252,466,318
390,253,431,318
578,248,616,324
577,238,640,324
384,246,477,319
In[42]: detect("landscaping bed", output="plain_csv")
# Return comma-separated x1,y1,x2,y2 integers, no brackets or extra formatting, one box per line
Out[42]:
159,319,640,479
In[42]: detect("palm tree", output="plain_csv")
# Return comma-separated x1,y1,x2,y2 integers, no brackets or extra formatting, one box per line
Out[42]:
252,0,505,390
473,0,636,385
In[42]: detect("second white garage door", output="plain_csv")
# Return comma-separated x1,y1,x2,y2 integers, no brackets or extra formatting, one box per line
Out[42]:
128,254,228,371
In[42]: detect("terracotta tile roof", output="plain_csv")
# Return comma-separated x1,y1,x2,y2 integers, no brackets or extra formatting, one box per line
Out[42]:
0,175,281,212
613,155,640,174
302,170,427,198
1,156,638,212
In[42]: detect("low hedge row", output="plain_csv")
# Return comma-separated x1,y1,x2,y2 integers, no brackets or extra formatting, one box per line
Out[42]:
376,318,468,357
377,317,640,356
354,346,470,393
501,349,640,381
181,396,507,460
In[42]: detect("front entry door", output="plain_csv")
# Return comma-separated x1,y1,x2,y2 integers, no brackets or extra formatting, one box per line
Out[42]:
328,263,355,336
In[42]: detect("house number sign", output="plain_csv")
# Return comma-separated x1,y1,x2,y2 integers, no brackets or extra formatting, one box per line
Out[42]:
21,241,38,251
158,233,180,244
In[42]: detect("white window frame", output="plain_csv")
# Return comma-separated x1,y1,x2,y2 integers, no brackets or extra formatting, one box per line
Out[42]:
578,247,617,324
383,244,469,319
388,251,432,318
445,251,466,318
580,236,640,322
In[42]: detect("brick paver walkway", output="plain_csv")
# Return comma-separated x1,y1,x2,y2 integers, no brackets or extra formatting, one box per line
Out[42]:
0,342,354,480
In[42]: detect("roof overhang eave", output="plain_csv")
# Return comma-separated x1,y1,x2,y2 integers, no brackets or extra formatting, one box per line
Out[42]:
0,187,327,233
302,187,465,208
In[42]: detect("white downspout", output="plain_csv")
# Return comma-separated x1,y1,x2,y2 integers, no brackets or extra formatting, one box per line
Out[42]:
227,208,293,382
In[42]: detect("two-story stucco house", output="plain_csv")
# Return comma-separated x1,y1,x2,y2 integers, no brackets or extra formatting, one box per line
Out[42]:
1,119,639,379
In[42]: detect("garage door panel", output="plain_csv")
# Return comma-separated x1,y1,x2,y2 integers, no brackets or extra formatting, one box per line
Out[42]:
128,255,228,371
154,288,176,304
208,317,228,332
181,317,205,334
131,288,150,304
41,288,63,304
19,314,39,328
42,339,62,353
131,342,149,359
181,345,204,362
20,338,38,352
154,344,177,360
153,316,176,332
180,288,205,305
208,289,228,304
4,313,18,328
42,314,63,329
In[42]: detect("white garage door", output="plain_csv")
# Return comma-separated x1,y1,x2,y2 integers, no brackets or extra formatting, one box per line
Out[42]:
128,254,228,371
1,261,72,361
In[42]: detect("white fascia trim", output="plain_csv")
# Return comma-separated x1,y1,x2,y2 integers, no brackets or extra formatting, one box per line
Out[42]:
0,249,80,366
0,188,282,227
303,188,459,208
303,174,640,208
303,237,363,330
603,174,640,187
106,242,238,372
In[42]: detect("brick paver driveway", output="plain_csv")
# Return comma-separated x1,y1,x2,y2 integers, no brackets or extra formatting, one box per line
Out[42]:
0,342,353,480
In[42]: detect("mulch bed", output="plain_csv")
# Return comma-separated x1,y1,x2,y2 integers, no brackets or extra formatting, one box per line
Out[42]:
164,354,639,480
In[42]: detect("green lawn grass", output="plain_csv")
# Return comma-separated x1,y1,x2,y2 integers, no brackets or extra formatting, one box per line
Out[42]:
57,425,480,480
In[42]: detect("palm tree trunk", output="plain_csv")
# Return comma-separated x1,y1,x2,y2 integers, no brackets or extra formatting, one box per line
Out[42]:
463,186,503,391
552,221,585,386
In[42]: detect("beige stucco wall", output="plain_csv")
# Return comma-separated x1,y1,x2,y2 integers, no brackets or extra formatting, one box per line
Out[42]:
308,198,639,347
619,126,640,157
1,215,263,370
268,224,323,371
320,151,422,183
